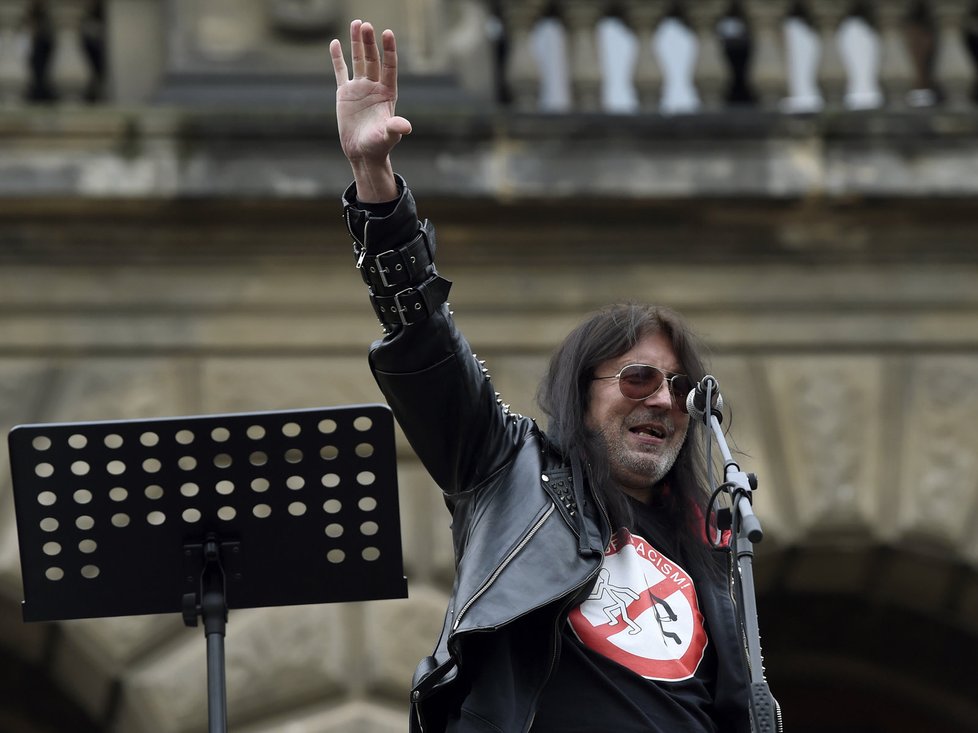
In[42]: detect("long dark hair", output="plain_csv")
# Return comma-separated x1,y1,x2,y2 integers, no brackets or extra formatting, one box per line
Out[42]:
537,303,724,580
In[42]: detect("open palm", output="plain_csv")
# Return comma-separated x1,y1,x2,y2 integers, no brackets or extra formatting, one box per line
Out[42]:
330,20,412,166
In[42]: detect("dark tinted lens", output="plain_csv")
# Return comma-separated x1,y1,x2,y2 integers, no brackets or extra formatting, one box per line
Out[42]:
669,375,693,413
617,365,665,400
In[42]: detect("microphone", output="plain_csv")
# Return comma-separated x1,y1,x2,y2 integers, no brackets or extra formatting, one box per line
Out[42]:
685,375,723,420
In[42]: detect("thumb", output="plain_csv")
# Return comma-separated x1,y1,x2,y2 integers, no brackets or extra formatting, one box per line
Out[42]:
387,116,413,137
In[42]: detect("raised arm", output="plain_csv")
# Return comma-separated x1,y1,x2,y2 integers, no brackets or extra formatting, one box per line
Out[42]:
330,20,412,203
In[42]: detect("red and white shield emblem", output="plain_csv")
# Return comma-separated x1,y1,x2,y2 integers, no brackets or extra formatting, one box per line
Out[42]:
568,529,708,681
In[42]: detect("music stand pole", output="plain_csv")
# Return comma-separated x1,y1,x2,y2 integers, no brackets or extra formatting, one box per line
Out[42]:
183,535,229,733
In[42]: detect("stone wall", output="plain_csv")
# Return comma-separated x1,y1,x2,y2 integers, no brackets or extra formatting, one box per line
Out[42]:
0,0,977,727
1,132,977,729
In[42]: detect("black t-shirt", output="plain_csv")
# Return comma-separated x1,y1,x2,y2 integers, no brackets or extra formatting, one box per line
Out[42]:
532,500,719,733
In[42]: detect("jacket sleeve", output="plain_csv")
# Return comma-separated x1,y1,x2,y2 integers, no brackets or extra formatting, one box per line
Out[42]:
342,177,533,501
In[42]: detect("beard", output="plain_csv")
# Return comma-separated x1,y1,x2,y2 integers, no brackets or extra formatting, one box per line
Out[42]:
597,412,688,492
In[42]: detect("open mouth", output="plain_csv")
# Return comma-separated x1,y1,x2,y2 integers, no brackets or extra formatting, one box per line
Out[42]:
630,424,667,440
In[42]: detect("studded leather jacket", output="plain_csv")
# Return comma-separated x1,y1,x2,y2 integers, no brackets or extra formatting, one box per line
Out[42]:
342,178,752,733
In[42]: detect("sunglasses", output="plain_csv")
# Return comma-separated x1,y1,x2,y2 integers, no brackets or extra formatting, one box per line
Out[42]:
592,363,693,413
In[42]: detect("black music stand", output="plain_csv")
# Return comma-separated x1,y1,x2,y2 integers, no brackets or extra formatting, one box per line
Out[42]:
7,404,408,733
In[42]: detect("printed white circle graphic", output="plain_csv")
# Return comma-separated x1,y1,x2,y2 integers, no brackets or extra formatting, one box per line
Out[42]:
568,529,708,681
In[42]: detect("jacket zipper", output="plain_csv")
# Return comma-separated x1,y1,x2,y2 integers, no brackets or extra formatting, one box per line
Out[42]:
358,218,371,268
526,490,612,732
452,503,555,632
346,208,369,268
525,557,603,732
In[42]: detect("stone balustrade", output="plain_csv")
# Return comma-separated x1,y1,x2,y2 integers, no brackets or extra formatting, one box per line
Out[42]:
0,0,975,114
0,0,104,103
500,0,978,112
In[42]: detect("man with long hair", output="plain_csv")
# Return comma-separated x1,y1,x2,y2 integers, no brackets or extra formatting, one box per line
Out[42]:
331,20,751,733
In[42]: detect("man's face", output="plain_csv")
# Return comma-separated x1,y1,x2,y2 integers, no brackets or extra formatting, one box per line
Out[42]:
585,331,690,503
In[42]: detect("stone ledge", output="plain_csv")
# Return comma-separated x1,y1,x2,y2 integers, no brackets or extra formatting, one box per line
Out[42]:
1,107,977,198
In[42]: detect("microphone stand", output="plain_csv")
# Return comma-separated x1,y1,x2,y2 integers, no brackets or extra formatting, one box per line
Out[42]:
692,377,782,733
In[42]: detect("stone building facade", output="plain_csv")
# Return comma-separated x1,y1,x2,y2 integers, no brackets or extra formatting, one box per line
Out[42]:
0,1,977,732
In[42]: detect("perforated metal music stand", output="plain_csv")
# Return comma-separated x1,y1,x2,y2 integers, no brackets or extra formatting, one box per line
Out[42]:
8,404,408,732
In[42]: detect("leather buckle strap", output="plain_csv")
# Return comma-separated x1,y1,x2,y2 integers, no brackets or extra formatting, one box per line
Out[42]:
369,275,452,327
356,222,436,291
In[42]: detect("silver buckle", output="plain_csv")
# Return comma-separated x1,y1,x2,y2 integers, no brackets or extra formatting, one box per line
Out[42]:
393,288,416,326
375,249,397,288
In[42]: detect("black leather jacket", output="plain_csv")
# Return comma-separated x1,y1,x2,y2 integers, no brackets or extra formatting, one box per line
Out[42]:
343,179,751,733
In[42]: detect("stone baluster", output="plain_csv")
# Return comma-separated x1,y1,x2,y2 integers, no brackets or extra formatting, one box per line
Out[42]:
875,0,918,105
629,0,668,113
595,2,639,113
501,0,548,110
805,0,850,106
652,2,701,113
563,0,603,111
527,1,573,112
931,0,974,104
748,0,791,105
682,0,726,108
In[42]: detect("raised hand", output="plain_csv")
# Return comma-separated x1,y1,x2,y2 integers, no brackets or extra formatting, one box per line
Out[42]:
330,20,411,202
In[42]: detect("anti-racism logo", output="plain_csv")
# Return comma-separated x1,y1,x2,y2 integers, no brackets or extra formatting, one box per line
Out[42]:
568,529,708,681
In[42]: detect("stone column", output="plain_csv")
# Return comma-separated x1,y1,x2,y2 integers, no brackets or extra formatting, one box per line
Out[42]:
629,0,666,112
809,0,850,105
502,0,548,110
685,0,727,107
932,0,973,103
748,0,792,105
564,0,603,111
876,1,916,104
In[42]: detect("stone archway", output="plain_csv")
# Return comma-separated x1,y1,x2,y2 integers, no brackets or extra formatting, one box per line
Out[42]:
757,548,978,733
0,599,103,733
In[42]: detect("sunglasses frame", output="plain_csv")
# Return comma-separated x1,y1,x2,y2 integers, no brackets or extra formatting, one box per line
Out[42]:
592,363,693,412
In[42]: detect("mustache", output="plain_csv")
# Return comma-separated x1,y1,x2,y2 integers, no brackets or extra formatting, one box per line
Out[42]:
625,410,677,433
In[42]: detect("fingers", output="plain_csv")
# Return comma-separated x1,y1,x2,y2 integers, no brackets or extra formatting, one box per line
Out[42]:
380,28,398,92
329,38,348,86
350,18,365,78
332,20,396,86
361,22,381,81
